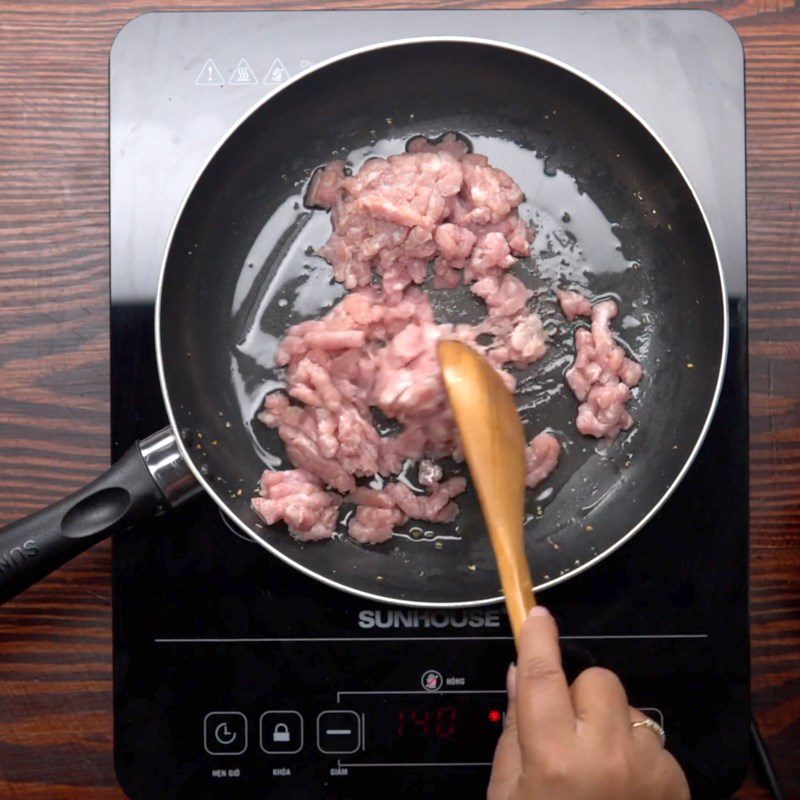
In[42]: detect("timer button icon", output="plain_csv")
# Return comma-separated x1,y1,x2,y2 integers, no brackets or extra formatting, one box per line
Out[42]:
203,712,248,755
421,669,444,691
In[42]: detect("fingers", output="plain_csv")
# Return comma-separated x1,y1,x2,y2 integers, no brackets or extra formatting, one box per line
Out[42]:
490,630,691,800
515,606,575,754
505,663,518,731
488,664,522,800
570,667,630,737
629,708,667,756
654,750,692,800
628,710,686,800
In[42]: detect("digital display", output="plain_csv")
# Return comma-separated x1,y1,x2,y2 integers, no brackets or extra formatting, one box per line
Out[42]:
396,705,458,739
359,695,506,763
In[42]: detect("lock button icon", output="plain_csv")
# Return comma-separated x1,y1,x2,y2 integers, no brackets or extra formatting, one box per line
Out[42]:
260,711,303,754
272,722,290,742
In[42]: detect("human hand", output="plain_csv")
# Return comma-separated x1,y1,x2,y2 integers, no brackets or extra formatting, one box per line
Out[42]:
488,606,690,800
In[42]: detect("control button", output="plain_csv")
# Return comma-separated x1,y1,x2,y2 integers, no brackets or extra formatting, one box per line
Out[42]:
204,712,248,755
260,710,303,754
317,710,361,754
421,669,443,691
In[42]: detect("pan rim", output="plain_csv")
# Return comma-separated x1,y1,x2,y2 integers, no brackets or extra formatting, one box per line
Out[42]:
154,34,729,609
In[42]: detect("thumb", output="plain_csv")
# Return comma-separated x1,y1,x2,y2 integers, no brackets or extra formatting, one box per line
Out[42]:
488,663,521,800
504,662,518,732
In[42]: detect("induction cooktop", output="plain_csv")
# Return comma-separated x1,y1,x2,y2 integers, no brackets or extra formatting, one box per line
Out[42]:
110,11,748,799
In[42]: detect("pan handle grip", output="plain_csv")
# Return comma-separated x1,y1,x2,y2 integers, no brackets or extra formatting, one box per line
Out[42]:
0,428,199,605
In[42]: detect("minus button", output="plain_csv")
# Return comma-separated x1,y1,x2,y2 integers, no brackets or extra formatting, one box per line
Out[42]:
317,711,361,754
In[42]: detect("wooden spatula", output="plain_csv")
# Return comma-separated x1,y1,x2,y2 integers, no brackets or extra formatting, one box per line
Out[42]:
438,340,535,647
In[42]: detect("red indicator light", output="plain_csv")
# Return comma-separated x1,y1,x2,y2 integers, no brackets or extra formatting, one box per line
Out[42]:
488,710,502,723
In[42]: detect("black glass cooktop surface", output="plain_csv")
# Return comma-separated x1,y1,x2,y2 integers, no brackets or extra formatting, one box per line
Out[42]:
110,10,748,799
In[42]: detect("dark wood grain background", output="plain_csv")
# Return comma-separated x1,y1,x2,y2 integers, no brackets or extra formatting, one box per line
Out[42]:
0,1,797,798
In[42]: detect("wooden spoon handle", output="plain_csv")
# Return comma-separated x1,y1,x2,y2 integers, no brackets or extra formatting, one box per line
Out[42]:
491,527,536,647
436,340,536,651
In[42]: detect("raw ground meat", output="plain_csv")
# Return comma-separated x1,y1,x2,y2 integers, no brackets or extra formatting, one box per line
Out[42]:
253,132,551,543
472,272,531,318
253,281,548,541
252,136,644,544
525,433,562,488
346,477,467,544
388,477,467,523
556,288,593,321
558,291,643,440
258,286,526,493
418,459,443,487
481,312,547,367
252,469,342,542
305,132,533,306
345,487,408,544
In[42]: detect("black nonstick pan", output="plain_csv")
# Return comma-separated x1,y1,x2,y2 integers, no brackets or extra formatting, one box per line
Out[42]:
0,39,726,607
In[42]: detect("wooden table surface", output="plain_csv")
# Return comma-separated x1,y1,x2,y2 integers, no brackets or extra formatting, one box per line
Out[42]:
0,1,797,798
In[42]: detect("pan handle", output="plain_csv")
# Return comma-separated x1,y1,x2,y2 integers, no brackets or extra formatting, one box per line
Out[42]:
0,428,200,605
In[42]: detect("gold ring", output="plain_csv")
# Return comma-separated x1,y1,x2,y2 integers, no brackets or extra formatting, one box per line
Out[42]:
631,716,666,747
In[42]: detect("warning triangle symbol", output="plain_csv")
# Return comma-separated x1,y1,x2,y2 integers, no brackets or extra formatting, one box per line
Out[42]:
196,58,224,87
264,57,290,85
229,58,258,85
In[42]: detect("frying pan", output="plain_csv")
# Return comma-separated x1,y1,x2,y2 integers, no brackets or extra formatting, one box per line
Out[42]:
0,38,726,607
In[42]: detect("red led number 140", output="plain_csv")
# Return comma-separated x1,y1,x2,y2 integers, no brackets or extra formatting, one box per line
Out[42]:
396,706,458,738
